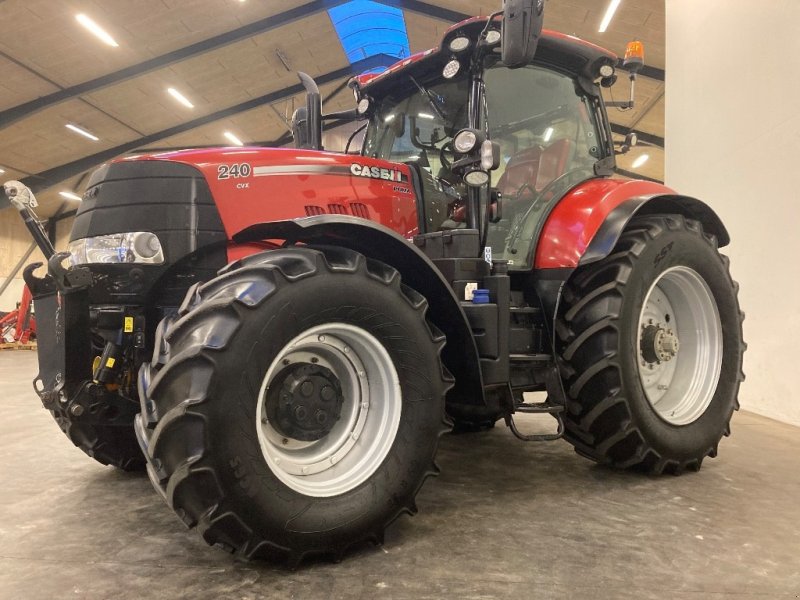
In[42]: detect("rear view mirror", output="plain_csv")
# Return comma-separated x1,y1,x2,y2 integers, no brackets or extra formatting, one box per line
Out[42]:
501,0,545,69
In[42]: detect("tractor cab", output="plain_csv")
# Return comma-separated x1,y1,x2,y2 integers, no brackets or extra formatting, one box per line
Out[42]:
349,17,618,269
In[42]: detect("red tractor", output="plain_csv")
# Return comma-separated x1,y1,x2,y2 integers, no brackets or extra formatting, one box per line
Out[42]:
5,1,744,564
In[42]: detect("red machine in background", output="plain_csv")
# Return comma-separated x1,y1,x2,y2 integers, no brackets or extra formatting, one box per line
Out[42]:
0,285,36,345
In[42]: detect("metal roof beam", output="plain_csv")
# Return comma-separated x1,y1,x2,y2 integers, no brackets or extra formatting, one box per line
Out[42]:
20,54,394,193
377,0,469,23
0,0,347,130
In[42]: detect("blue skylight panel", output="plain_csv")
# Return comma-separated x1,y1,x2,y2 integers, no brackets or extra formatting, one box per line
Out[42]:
328,0,410,66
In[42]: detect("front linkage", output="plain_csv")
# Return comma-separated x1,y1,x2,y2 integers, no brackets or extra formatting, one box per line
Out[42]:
5,180,144,470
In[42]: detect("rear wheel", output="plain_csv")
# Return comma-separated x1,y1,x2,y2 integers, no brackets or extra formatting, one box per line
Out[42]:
136,246,451,563
557,214,745,474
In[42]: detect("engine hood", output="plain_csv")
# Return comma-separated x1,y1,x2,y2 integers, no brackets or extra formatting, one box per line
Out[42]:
116,148,419,239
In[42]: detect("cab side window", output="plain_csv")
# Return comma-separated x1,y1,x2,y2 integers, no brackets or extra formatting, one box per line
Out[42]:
484,65,599,203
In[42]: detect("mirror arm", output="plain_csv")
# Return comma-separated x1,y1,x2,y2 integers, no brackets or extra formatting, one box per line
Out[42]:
605,72,638,109
322,109,361,121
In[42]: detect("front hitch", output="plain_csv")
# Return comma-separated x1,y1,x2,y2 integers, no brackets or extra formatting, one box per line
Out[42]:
23,261,93,411
5,178,95,411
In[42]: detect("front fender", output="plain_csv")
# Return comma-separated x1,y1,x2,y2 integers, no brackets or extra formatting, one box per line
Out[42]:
234,215,486,407
534,178,730,269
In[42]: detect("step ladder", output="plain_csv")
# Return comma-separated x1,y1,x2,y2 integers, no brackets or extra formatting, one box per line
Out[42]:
506,400,565,442
506,355,566,442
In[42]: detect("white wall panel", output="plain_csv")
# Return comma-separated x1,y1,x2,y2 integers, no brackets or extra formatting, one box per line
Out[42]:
666,0,800,425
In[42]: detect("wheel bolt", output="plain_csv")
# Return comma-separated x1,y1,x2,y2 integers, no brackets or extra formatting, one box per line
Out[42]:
316,410,327,424
70,404,84,417
318,335,326,342
300,380,314,396
294,406,308,421
320,385,335,401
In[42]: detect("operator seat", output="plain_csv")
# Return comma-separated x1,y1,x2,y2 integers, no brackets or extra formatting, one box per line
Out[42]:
496,145,543,201
536,138,573,192
496,139,574,202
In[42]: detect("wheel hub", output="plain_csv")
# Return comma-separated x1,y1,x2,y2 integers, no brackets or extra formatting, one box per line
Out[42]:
640,324,679,364
256,323,402,497
265,363,343,441
635,266,722,425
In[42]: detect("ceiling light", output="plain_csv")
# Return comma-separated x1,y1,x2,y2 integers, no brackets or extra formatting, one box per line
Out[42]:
417,113,435,120
0,167,5,174
224,131,244,146
598,0,622,33
59,191,83,201
167,87,194,108
543,127,554,142
66,124,100,141
76,14,119,47
632,154,649,169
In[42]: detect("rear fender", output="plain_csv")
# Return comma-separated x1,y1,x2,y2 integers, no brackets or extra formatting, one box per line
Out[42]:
233,216,485,407
534,178,730,269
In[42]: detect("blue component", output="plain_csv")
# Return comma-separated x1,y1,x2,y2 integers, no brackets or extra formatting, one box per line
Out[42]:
472,289,491,304
328,0,410,69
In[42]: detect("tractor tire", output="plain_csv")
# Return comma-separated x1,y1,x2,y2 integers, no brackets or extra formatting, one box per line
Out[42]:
49,403,145,471
556,214,745,474
136,246,452,564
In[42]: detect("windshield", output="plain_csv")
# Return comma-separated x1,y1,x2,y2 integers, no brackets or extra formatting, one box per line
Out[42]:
363,62,603,269
363,73,470,178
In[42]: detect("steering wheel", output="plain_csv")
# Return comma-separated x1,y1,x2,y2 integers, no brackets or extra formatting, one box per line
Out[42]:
439,141,457,171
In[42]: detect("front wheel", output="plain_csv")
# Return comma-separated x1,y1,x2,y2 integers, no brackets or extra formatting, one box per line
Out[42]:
136,246,451,563
557,214,745,474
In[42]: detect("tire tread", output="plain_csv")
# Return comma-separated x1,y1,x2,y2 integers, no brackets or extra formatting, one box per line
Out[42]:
557,214,745,474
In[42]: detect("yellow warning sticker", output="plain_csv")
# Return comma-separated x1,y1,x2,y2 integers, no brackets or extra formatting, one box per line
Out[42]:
106,357,116,369
124,317,134,333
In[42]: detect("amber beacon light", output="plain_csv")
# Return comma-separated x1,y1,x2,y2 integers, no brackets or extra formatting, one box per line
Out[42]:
623,40,645,74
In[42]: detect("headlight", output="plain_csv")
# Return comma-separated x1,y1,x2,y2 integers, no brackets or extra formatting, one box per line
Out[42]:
68,232,165,265
485,30,501,45
442,60,460,79
464,170,489,187
448,36,470,52
453,130,478,153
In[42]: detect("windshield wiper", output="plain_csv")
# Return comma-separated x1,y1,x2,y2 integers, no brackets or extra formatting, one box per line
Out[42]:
409,76,446,121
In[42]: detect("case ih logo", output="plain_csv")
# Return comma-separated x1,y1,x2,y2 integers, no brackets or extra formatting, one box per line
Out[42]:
350,163,406,182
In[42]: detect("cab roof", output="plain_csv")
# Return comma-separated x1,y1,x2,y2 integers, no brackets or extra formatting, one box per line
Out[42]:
354,16,617,90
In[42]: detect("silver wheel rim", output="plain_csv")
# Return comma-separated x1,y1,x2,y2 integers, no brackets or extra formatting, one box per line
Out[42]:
256,323,401,497
636,266,722,425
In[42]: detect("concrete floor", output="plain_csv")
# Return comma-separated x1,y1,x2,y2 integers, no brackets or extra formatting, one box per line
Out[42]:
1,351,799,600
